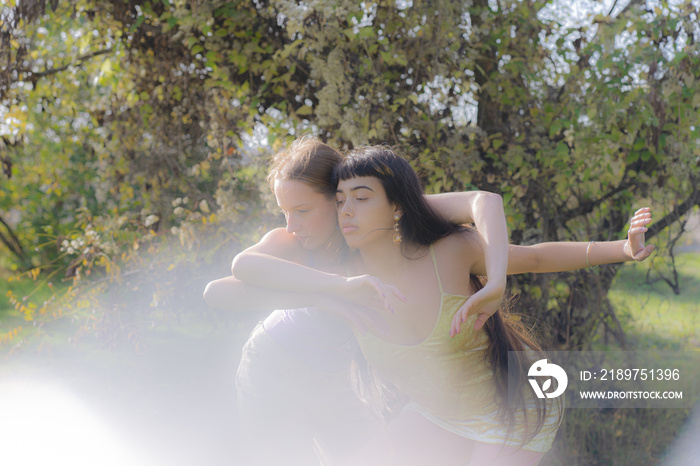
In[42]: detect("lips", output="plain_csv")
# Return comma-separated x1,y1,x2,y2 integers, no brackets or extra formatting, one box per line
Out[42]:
341,224,358,234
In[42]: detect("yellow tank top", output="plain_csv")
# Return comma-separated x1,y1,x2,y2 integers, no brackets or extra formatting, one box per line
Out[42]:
356,245,561,452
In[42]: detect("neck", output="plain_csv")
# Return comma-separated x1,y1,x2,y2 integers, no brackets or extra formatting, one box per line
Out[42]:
357,237,409,281
310,230,347,266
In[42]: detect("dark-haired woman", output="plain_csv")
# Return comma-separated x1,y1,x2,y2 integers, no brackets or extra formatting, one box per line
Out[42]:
330,146,653,465
204,138,513,465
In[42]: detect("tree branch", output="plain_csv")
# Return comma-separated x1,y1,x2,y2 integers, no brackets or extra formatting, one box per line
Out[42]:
645,186,700,241
20,48,113,80
0,213,28,265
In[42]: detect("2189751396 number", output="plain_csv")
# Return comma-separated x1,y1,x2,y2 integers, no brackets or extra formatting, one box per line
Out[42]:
599,368,680,381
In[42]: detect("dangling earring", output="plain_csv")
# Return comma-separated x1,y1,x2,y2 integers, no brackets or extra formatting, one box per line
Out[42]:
392,214,402,245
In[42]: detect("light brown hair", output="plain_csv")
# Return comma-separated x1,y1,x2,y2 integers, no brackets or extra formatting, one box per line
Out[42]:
267,137,344,197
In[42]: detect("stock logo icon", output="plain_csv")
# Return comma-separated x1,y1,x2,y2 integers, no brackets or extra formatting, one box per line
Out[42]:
528,359,568,399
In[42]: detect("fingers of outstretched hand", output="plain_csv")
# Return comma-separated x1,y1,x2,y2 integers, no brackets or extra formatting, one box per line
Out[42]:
628,226,648,236
630,217,651,227
629,208,651,228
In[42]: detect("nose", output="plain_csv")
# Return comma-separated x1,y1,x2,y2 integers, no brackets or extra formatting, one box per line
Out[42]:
339,202,352,217
286,215,300,234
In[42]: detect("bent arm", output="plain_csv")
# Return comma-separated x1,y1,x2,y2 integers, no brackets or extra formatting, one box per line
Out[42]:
232,252,346,293
427,191,508,289
425,191,501,225
230,227,347,293
203,276,387,334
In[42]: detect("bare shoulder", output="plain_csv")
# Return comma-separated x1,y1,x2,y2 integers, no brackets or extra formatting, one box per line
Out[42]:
432,228,483,268
242,227,303,261
430,229,483,293
435,228,482,255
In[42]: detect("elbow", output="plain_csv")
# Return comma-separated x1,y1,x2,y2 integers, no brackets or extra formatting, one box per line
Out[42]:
230,253,251,278
203,280,221,307
203,277,241,310
480,191,503,208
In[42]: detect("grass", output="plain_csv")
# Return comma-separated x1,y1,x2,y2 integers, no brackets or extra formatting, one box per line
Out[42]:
546,251,700,466
608,252,700,350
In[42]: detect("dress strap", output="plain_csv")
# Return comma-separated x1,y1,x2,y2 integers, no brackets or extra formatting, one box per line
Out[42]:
429,244,444,294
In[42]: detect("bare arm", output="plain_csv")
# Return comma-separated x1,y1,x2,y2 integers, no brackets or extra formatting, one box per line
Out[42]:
233,252,348,293
451,208,653,336
505,208,654,275
426,192,508,280
425,191,500,225
229,227,349,293
507,241,625,274
426,191,508,282
231,228,404,310
203,276,325,312
203,276,388,334
427,191,509,331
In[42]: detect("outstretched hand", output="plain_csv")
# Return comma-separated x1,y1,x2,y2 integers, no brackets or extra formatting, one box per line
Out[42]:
625,207,655,261
450,281,505,336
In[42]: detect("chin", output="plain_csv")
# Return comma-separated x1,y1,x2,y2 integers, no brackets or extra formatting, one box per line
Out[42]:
342,237,362,249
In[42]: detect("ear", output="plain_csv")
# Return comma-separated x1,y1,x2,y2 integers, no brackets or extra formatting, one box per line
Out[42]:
392,204,403,219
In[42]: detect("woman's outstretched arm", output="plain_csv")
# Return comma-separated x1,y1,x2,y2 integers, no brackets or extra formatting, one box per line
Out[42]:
506,208,654,275
203,276,319,312
203,276,388,335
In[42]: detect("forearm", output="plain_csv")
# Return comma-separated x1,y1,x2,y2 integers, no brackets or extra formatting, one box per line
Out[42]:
472,192,508,287
426,191,503,225
508,240,630,274
203,276,324,312
231,252,345,293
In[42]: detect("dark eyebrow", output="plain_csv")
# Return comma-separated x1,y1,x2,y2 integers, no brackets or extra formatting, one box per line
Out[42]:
336,185,375,194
